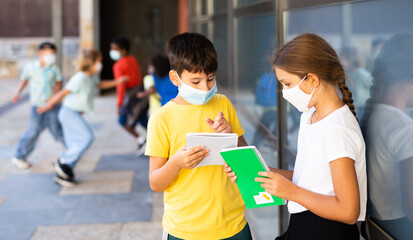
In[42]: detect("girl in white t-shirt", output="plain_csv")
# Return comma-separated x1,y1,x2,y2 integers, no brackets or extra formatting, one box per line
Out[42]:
225,33,367,240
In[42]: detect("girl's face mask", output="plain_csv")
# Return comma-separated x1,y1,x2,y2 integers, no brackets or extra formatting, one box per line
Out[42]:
282,75,315,112
175,71,217,105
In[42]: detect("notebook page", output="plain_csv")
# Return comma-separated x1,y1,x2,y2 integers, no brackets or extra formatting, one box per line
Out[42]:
186,133,238,168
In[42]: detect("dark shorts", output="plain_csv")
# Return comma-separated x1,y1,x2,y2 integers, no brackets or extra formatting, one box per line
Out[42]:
168,223,252,240
276,211,359,240
118,85,149,129
118,105,148,129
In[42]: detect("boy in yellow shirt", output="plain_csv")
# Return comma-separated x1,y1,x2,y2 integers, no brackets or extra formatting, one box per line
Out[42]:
145,33,252,240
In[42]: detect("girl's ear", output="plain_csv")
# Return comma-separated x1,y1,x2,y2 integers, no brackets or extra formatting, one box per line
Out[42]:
307,73,320,89
169,70,180,87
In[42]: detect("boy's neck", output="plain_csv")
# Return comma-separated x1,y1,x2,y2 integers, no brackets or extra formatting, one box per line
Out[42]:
39,59,46,67
173,96,192,105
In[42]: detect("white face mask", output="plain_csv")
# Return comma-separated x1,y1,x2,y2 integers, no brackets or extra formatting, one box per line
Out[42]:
95,62,103,73
110,50,121,61
43,54,56,66
282,75,315,112
176,71,217,105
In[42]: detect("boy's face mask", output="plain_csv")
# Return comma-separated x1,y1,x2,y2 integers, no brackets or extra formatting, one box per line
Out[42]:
110,50,121,61
42,53,56,66
282,75,315,112
175,71,217,105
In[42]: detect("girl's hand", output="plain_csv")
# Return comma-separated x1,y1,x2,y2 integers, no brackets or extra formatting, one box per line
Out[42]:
118,75,129,84
255,171,296,199
206,112,232,133
37,105,51,114
12,93,19,103
171,145,209,169
224,163,237,182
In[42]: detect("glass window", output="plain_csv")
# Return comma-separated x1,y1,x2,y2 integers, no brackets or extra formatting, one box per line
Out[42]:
189,0,197,17
201,0,208,15
212,19,228,87
234,13,279,240
213,0,227,14
199,22,209,36
285,1,413,239
234,0,268,8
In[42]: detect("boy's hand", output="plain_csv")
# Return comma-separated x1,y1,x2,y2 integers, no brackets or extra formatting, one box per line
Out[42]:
172,145,209,169
206,112,232,133
224,163,237,182
136,91,146,98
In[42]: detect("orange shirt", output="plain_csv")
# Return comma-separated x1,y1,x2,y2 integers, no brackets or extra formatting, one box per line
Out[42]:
113,55,142,106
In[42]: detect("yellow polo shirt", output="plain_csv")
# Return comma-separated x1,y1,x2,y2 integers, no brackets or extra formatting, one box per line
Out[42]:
145,94,247,240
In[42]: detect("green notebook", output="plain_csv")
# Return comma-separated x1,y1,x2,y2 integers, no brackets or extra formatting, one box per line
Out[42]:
220,146,286,209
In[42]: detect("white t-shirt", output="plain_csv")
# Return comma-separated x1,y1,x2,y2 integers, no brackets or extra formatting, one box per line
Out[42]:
365,104,413,220
288,105,367,221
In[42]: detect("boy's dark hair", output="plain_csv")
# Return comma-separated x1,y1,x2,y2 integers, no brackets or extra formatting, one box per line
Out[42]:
38,42,57,51
111,37,131,52
150,53,170,78
165,32,217,76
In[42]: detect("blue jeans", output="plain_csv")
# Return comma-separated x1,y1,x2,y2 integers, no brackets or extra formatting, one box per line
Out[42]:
15,105,65,159
58,107,94,168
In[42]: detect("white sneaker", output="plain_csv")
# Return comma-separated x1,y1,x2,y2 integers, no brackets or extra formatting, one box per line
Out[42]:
12,157,32,169
135,142,146,156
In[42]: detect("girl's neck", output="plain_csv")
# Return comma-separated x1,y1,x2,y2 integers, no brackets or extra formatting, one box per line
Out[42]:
83,70,93,77
312,87,344,123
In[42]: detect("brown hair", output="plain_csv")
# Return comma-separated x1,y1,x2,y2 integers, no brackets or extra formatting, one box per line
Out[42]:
273,33,356,117
77,49,101,72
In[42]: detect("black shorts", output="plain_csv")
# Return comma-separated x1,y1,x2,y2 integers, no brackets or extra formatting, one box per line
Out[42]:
276,211,359,240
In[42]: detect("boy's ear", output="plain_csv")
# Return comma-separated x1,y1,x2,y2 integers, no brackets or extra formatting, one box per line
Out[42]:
169,70,180,87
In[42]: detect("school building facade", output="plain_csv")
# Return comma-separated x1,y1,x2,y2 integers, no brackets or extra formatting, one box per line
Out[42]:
187,1,413,239
1,0,412,239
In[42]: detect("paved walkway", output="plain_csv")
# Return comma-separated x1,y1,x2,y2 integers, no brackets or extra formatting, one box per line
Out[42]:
0,79,163,240
0,79,281,240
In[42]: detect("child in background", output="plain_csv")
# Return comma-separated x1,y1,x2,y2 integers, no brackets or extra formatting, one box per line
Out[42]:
38,49,126,187
12,42,65,169
137,53,178,108
110,37,147,152
145,33,252,240
141,65,161,116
